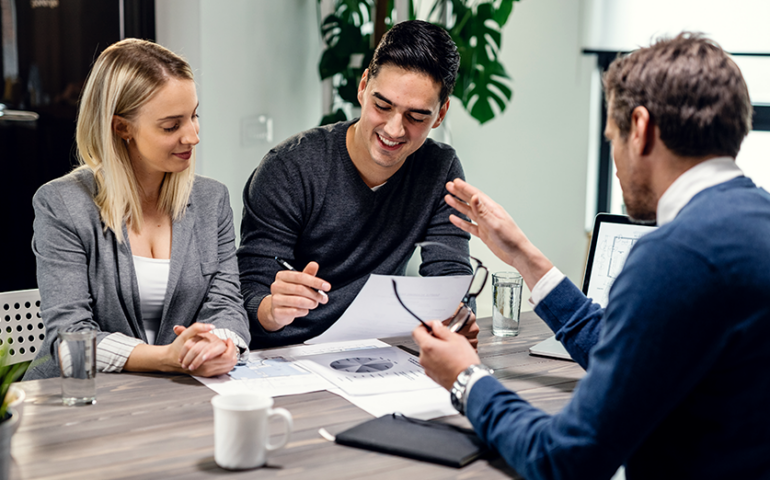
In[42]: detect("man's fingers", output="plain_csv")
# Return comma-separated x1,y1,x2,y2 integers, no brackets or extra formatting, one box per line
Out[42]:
445,193,474,218
272,292,320,310
470,194,490,218
411,323,435,345
303,261,319,276
449,214,479,237
446,178,480,203
274,306,310,322
274,270,331,293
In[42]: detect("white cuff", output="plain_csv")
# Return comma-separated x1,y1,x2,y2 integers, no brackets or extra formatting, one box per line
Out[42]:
212,328,250,363
97,332,145,372
463,369,493,412
528,266,566,308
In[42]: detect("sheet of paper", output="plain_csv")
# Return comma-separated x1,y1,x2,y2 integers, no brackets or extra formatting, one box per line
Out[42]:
307,274,472,344
329,386,456,420
194,339,388,397
298,346,440,396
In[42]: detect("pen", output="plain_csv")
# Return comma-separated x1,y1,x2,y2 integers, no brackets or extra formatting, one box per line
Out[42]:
274,257,328,298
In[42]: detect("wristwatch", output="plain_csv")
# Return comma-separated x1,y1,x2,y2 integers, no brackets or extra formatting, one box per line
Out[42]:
451,364,494,415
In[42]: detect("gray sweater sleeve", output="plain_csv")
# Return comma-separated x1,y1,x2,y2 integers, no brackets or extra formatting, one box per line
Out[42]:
237,150,306,340
419,154,473,277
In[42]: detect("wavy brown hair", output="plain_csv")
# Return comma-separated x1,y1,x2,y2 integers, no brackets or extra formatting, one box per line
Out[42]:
603,33,752,158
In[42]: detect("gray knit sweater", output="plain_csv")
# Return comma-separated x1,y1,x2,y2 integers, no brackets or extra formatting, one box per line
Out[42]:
238,120,472,348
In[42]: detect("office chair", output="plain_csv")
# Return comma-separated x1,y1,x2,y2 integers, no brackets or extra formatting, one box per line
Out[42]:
0,289,45,365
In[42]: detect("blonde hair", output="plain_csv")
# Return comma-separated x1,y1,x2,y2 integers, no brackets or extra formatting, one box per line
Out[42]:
75,38,196,242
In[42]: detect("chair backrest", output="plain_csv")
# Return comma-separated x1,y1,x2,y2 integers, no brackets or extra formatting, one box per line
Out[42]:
0,289,45,365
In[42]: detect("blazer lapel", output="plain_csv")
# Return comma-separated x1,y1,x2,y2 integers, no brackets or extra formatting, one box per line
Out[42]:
116,224,145,340
162,203,195,323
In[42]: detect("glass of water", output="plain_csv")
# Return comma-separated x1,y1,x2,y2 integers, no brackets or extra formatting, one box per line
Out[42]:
58,329,97,406
492,272,523,336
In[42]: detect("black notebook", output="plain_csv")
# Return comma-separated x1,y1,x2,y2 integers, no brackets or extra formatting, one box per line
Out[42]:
335,413,490,468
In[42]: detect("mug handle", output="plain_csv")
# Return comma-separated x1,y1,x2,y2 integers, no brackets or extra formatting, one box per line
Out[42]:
266,407,293,452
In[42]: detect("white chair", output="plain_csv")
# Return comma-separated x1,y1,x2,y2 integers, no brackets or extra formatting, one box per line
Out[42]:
0,289,45,364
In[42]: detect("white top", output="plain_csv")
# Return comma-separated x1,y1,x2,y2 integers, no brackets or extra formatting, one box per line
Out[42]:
132,255,170,345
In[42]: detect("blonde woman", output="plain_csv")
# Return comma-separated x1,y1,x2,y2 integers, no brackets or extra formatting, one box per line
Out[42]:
24,39,250,380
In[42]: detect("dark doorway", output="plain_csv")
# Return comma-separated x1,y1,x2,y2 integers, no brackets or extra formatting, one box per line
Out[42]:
0,0,154,292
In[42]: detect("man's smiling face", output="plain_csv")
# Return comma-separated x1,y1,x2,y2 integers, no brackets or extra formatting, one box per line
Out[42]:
349,65,448,180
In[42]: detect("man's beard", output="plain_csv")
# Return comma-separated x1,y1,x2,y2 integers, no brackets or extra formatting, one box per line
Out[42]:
623,184,657,225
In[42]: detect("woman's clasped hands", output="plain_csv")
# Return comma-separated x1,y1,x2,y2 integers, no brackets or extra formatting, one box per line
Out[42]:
169,323,238,376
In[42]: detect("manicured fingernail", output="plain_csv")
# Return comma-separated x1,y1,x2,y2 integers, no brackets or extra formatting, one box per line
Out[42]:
322,283,331,291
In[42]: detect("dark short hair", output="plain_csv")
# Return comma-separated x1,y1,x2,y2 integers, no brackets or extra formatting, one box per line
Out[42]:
603,33,752,158
367,20,459,105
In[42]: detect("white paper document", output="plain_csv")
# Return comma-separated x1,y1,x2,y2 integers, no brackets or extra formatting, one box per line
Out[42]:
330,386,455,420
298,346,440,396
195,339,388,397
307,274,472,344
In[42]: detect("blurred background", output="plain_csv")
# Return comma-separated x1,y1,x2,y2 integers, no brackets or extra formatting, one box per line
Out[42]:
2,0,769,318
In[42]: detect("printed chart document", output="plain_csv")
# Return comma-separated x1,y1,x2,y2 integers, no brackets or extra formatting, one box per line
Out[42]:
307,274,472,344
195,340,456,419
298,346,438,396
195,339,388,397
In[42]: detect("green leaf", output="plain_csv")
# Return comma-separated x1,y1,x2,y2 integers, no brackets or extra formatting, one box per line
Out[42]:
319,49,350,80
337,73,360,104
463,60,513,124
320,109,348,126
493,0,517,27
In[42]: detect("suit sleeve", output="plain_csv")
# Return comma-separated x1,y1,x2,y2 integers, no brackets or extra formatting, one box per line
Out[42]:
466,240,726,480
535,278,604,369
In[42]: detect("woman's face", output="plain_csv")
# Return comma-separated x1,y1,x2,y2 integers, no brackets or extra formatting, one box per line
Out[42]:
123,78,200,178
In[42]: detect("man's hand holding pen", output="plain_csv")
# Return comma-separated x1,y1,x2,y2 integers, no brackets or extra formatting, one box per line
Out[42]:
257,258,332,332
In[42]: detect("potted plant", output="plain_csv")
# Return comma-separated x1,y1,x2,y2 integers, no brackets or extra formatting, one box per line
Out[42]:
0,349,31,480
318,0,520,125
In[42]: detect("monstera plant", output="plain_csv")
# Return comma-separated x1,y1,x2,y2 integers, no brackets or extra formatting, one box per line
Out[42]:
318,0,519,125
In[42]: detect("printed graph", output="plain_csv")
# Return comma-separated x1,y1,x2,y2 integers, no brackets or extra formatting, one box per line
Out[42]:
330,357,394,373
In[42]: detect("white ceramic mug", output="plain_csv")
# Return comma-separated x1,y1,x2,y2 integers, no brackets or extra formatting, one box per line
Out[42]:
211,393,293,470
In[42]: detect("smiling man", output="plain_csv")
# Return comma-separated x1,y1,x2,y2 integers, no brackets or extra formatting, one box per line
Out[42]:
237,20,476,348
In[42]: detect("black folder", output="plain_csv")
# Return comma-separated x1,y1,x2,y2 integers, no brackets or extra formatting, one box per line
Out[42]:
334,413,490,468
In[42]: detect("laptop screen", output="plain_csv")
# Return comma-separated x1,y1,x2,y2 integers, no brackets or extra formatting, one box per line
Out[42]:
581,214,657,308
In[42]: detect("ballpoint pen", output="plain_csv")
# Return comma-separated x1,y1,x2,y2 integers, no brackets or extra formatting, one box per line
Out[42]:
274,257,328,298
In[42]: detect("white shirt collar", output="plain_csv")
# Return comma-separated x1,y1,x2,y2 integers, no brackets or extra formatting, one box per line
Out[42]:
656,157,743,226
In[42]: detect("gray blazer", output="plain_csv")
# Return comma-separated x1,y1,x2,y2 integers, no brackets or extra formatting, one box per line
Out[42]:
24,169,250,379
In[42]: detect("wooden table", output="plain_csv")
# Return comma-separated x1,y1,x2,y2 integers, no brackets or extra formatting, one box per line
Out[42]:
10,312,585,479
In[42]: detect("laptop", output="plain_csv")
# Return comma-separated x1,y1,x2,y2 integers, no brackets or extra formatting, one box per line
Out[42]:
528,214,657,360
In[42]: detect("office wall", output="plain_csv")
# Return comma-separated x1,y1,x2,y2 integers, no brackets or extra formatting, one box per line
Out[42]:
448,0,593,316
156,0,593,318
156,0,322,235
583,0,770,52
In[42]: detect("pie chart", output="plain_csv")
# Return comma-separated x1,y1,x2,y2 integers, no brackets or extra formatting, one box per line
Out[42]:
330,357,394,373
